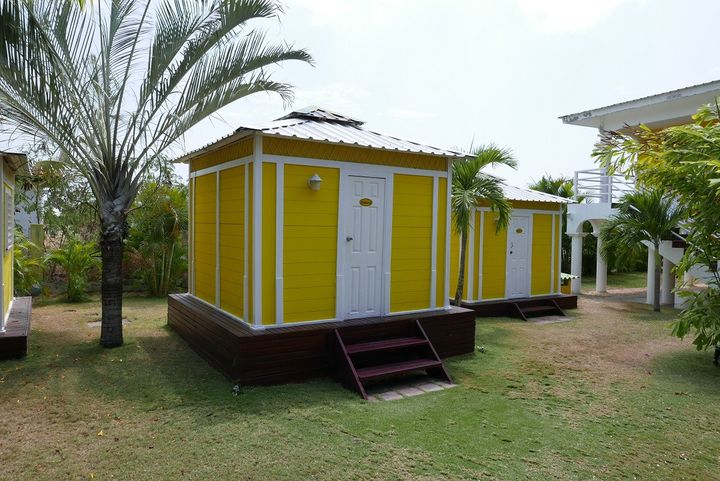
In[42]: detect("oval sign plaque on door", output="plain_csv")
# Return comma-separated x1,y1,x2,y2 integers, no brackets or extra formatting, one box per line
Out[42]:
359,198,373,207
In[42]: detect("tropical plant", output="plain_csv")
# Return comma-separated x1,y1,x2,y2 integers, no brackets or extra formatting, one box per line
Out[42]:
452,145,516,304
594,102,720,349
599,190,686,311
46,239,100,302
127,180,188,296
0,0,312,346
13,229,44,296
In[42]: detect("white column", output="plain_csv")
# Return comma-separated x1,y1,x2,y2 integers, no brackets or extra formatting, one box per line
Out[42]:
646,246,656,305
595,234,607,293
569,233,585,294
661,257,675,305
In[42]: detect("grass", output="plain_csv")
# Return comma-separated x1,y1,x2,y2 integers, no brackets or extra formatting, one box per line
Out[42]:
2,295,719,480
581,270,647,291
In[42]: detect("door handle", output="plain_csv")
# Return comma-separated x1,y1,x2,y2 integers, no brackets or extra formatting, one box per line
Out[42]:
346,236,353,242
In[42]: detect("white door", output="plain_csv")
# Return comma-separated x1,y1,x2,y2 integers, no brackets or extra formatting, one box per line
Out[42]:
344,176,385,318
506,216,530,298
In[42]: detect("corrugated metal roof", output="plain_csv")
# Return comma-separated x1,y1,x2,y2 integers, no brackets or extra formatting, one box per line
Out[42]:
176,107,466,162
501,183,571,204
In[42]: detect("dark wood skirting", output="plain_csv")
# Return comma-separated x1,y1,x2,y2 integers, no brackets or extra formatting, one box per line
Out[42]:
461,294,578,317
0,297,32,360
167,293,476,386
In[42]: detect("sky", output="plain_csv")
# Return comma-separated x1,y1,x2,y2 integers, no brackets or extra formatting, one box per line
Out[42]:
5,0,720,188
174,0,720,186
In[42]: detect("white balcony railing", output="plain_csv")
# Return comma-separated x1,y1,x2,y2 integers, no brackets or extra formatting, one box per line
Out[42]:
573,168,635,204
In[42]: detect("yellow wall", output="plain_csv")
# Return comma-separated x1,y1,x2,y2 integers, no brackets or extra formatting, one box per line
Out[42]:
554,215,561,293
391,174,433,312
219,166,245,318
482,212,507,300
190,137,253,172
435,178,447,308
3,179,13,313
283,164,339,323
193,173,216,305
262,163,276,325
472,210,482,300
264,137,447,171
531,214,553,295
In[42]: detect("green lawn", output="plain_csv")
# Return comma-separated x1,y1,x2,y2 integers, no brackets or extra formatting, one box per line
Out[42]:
581,270,647,291
2,295,719,480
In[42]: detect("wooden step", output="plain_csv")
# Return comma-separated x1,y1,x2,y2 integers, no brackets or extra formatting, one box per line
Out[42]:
356,358,443,381
520,306,559,315
345,336,428,354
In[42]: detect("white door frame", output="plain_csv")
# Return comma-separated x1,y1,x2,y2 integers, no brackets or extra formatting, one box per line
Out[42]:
336,170,394,320
505,213,532,299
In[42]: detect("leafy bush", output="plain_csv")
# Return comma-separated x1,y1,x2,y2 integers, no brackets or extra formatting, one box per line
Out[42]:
13,229,44,296
127,182,188,296
46,239,100,302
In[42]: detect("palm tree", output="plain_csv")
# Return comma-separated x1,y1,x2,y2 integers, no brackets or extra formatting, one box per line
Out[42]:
600,190,686,311
0,0,311,347
452,145,516,305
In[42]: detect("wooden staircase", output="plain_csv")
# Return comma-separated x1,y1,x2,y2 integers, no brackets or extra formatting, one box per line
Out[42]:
511,299,566,321
333,320,452,400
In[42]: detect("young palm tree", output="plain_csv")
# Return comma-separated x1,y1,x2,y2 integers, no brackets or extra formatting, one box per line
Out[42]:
452,145,516,305
0,0,311,346
600,190,686,311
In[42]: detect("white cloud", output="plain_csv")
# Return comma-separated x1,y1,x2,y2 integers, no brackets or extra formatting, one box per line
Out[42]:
387,107,435,120
516,0,644,34
290,0,408,28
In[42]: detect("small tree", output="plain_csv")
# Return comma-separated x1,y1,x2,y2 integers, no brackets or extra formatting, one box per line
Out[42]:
599,190,686,311
452,145,516,304
47,239,100,302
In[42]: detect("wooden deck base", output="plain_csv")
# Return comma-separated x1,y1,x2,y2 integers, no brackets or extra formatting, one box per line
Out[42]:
168,294,476,386
461,294,578,317
0,297,32,360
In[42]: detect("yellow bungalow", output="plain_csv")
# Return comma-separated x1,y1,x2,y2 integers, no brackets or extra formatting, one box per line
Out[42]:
0,151,31,359
169,107,573,395
450,185,575,319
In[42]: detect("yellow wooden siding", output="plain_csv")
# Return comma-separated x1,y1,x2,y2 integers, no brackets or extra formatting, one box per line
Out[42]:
262,163,276,325
189,137,253,172
449,227,459,300
482,212,507,299
3,181,12,313
531,214,553,295
188,179,194,294
263,136,448,171
390,174,433,312
473,211,482,300
193,173,216,304
283,165,339,323
435,178,446,308
219,166,244,318
247,164,253,323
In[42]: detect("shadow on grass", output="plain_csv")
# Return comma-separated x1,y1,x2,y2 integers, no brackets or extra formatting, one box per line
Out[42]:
651,347,720,395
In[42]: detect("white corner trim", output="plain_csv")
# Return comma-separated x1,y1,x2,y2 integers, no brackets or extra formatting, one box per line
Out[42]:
188,155,252,178
430,176,438,308
335,168,346,321
252,133,263,326
275,162,284,325
477,210,484,300
467,211,475,302
190,176,196,295
444,161,452,309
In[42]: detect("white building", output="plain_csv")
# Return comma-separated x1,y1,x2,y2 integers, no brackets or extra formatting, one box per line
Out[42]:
560,80,720,305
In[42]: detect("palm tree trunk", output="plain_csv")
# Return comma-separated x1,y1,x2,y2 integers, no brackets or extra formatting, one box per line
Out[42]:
100,215,125,348
653,243,661,312
454,228,468,306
